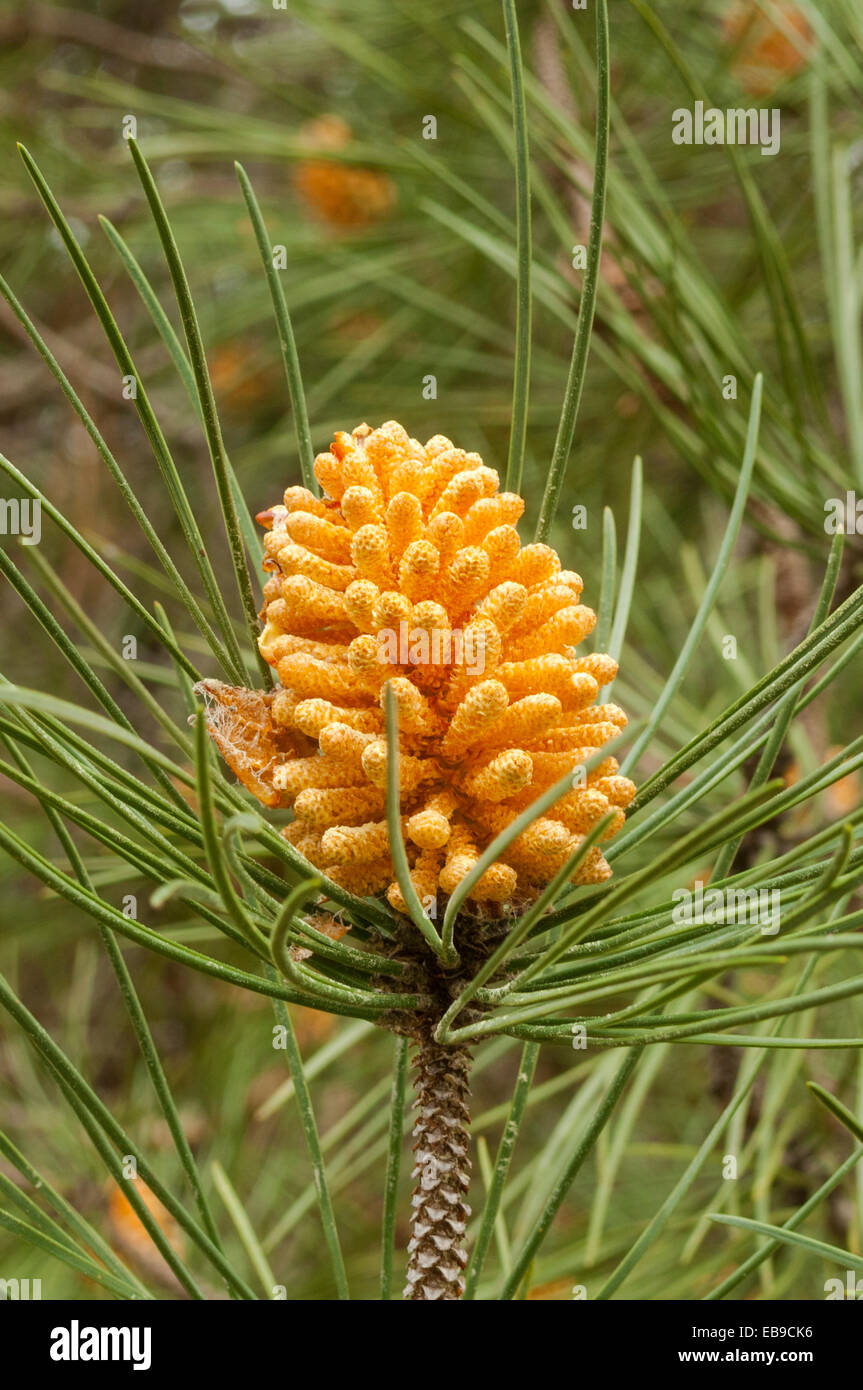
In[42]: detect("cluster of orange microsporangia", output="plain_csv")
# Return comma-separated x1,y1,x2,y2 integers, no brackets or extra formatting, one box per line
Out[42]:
200,421,635,915
721,2,811,95
293,116,396,228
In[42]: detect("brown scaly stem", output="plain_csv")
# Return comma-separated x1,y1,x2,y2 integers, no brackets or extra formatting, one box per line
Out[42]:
403,1023,473,1300
380,913,506,1299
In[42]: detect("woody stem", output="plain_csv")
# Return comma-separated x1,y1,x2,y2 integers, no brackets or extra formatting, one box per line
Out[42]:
403,1027,472,1300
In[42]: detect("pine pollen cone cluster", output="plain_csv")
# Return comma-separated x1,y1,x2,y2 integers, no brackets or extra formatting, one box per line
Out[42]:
199,421,636,917
293,115,396,227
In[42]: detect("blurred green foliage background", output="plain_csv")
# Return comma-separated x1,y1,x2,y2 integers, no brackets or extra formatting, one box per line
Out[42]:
1,0,862,1299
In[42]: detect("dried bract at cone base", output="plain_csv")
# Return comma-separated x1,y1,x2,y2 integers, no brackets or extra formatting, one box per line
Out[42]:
199,420,635,918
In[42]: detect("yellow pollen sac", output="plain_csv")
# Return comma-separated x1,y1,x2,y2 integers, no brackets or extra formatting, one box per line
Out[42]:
426,511,465,565
442,546,491,615
439,825,480,894
600,808,627,838
343,579,380,634
483,525,522,583
274,640,353,671
441,680,509,760
341,486,384,531
409,600,449,635
574,846,613,884
514,582,582,633
319,722,379,766
560,672,601,712
339,451,379,496
572,653,618,685
406,790,459,850
437,826,516,903
424,434,454,459
514,819,574,875
479,693,562,750
431,469,488,520
282,485,327,517
462,749,533,801
509,543,560,588
406,807,452,850
372,591,412,633
351,524,394,588
279,575,348,628
558,569,585,596
462,493,525,545
275,654,358,703
476,581,527,633
571,703,628,727
283,822,325,861
320,819,392,865
360,740,437,793
528,748,601,786
446,620,502,704
549,787,613,834
530,721,623,753
293,698,382,738
328,859,394,896
515,605,596,659
331,430,359,461
262,528,287,563
424,449,472,500
294,785,386,828
384,677,442,735
590,756,621,780
260,628,338,667
364,420,411,485
198,420,633,914
389,454,429,501
284,511,353,563
270,689,303,727
312,451,346,498
347,633,386,675
387,847,442,915
594,775,637,807
398,540,440,602
274,541,355,591
471,862,517,903
386,492,424,557
496,654,572,697
272,757,366,797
